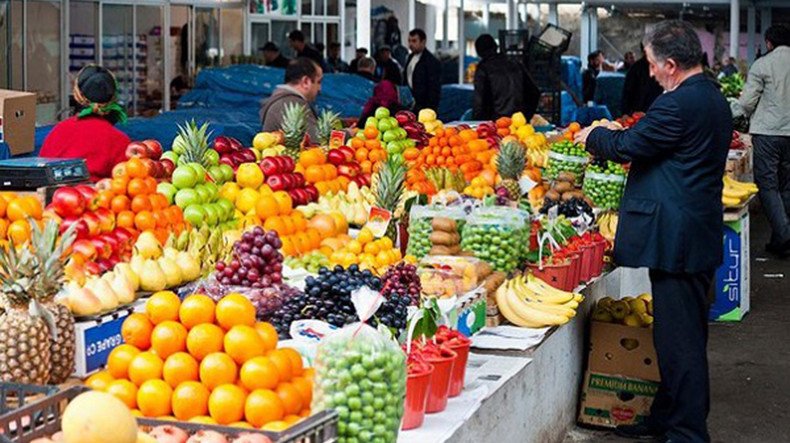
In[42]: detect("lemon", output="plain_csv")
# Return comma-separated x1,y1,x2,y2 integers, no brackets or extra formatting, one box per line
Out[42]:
236,163,264,189
219,182,241,203
235,188,259,213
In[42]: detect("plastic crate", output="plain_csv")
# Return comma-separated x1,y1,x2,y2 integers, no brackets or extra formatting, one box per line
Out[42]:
0,386,338,443
0,383,59,416
498,30,530,58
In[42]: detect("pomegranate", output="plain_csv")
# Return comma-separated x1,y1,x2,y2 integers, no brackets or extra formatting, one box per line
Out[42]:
186,431,228,443
149,425,189,443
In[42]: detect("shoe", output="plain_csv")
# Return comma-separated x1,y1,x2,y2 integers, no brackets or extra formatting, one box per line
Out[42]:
614,423,665,440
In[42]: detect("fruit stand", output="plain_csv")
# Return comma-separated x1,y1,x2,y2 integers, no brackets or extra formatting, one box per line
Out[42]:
0,105,756,443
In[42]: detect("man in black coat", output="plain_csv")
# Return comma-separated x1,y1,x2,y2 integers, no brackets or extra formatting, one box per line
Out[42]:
288,30,324,67
582,50,604,102
404,28,442,113
622,44,664,114
472,34,540,121
261,42,291,69
375,46,403,85
576,20,732,443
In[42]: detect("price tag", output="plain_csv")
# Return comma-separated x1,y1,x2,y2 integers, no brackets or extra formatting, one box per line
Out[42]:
518,176,538,195
329,130,346,150
363,207,392,238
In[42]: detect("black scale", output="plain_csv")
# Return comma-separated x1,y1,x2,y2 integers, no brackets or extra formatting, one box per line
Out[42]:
0,157,90,190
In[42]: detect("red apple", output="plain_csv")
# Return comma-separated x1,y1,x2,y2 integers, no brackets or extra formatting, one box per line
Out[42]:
240,149,257,163
339,146,355,162
84,261,101,275
51,187,86,218
72,239,97,261
90,237,112,260
260,158,279,176
292,172,305,188
327,149,346,166
60,217,90,240
229,137,243,151
74,185,99,211
94,208,115,233
231,151,248,165
213,136,233,154
160,159,175,177
142,139,163,160
82,212,101,237
99,233,120,254
125,141,148,159
280,156,295,173
304,185,319,202
266,175,285,191
338,164,359,178
220,157,236,168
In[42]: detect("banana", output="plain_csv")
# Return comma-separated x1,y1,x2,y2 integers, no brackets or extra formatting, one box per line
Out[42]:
523,273,578,304
495,284,548,328
722,195,741,207
505,286,571,326
723,175,758,193
722,186,749,199
514,277,580,310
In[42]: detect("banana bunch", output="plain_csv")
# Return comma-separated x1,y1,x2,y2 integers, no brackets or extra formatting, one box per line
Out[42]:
495,273,584,328
425,167,467,193
526,146,549,168
167,226,236,278
591,294,653,327
597,211,619,243
722,175,758,208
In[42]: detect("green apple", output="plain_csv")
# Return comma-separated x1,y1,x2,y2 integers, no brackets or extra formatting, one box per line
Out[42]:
377,119,392,132
219,164,235,183
194,184,211,203
388,117,399,129
189,163,207,184
203,204,219,226
203,182,219,201
183,204,207,226
365,117,378,128
387,141,403,155
203,149,220,166
172,166,198,190
157,182,178,205
375,107,390,120
161,151,179,164
397,128,408,140
208,165,225,183
175,188,199,209
217,198,235,221
382,129,397,143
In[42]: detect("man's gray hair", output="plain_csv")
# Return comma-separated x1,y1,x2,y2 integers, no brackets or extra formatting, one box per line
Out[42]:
358,57,377,71
643,20,703,70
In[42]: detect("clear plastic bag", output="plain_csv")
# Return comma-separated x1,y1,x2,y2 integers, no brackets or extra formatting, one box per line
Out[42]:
582,171,626,209
545,150,589,180
406,205,467,259
460,207,531,272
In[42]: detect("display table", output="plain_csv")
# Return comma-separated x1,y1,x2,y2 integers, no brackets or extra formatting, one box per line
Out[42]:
400,267,652,443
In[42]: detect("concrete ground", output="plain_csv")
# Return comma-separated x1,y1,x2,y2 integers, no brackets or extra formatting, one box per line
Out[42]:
564,209,790,443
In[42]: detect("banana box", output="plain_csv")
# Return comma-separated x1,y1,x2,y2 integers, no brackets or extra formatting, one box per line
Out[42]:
710,207,750,321
578,321,660,428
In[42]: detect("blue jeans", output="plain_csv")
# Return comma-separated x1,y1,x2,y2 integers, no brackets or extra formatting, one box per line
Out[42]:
752,134,790,245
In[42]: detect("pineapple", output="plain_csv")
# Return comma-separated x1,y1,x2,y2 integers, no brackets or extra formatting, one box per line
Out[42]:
316,109,342,148
281,102,308,160
497,140,527,200
174,120,212,167
373,156,406,242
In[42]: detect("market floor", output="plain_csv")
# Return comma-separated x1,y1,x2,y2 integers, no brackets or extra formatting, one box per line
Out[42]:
563,209,790,443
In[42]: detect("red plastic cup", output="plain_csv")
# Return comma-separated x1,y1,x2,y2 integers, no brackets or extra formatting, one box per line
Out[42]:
447,341,471,397
402,364,434,430
425,349,457,413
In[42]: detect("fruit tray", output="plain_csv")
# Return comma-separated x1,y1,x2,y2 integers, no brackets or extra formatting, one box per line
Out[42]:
0,382,60,416
0,386,338,443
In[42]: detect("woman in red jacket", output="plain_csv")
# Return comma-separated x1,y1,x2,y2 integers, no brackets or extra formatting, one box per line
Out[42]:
41,65,130,181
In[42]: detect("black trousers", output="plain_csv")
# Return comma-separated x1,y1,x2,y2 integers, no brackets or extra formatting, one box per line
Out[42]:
647,269,715,443
752,134,790,245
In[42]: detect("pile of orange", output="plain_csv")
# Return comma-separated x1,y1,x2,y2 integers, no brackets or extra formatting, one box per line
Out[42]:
561,122,582,141
295,148,349,195
494,116,514,137
87,291,313,431
0,193,44,246
96,157,186,243
348,132,387,175
326,227,402,274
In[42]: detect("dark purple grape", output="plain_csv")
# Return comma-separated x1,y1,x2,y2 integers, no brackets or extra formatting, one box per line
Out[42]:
274,252,283,262
220,276,231,285
260,245,274,258
272,238,282,249
272,263,283,273
223,267,234,277
253,226,264,236
251,246,261,256
260,276,272,287
215,261,226,271
240,242,252,253
271,273,282,283
230,275,240,285
230,260,240,270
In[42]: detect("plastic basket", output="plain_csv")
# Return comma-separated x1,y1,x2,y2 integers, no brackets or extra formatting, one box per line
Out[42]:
0,383,59,417
0,385,338,443
527,259,571,291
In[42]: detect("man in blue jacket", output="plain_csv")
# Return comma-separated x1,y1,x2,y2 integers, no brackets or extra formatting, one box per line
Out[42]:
576,20,731,443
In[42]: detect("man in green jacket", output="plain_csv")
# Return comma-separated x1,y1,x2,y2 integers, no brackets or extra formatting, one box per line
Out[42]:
734,24,790,256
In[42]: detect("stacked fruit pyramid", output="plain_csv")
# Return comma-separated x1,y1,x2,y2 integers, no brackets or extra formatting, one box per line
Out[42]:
0,192,44,246
87,291,313,431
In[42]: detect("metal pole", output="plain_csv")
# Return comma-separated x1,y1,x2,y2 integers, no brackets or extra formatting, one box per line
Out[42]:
63,0,70,120
590,6,598,52
482,2,490,30
164,3,171,111
548,3,558,26
760,7,771,53
22,0,27,91
443,0,449,48
580,5,590,69
507,0,517,30
747,6,755,63
408,0,415,34
729,0,740,59
458,0,465,84
356,0,370,51
132,4,137,115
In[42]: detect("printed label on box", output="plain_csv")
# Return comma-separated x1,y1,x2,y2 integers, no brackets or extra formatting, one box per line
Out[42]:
711,210,750,321
84,316,126,372
578,371,659,428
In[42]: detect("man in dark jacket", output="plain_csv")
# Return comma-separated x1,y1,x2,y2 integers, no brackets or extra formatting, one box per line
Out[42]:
349,47,368,73
582,50,603,102
404,28,442,112
576,20,732,443
472,34,540,121
260,58,322,142
622,44,664,114
288,30,323,66
261,42,291,69
375,46,403,85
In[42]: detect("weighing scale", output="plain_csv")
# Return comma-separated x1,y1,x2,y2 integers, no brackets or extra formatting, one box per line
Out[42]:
0,157,90,190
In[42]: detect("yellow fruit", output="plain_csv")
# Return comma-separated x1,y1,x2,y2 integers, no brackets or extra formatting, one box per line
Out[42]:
236,163,264,189
219,182,241,203
357,227,374,244
61,391,138,443
235,188,260,214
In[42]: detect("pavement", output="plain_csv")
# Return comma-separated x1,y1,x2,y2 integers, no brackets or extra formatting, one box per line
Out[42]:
563,209,790,443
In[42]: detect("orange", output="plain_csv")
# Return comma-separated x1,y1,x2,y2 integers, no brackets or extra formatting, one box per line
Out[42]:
7,219,31,244
95,190,113,209
110,177,129,195
150,320,188,359
279,348,304,377
254,322,279,352
121,313,154,350
275,382,303,415
244,389,285,427
6,197,41,222
0,197,6,218
363,126,378,139
144,177,158,195
131,195,152,213
568,122,581,133
126,157,147,178
105,379,138,409
188,416,217,425
106,344,141,379
354,148,369,163
179,294,216,329
272,191,292,215
279,236,296,256
128,352,164,386
85,370,115,391
239,356,280,391
224,325,265,364
291,376,312,405
215,293,256,330
357,227,374,244
283,414,302,424
267,349,293,382
199,352,238,390
187,323,225,361
299,409,311,418
255,195,280,219
116,210,135,229
261,421,290,432
127,178,148,197
298,148,326,167
350,137,364,149
208,384,247,425
149,193,168,211
137,379,173,417
294,232,311,253
110,194,131,213
0,219,7,239
263,216,286,235
146,291,181,325
171,381,210,421
163,352,199,388
134,210,156,231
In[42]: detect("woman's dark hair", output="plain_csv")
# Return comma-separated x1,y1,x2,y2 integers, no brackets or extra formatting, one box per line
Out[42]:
475,34,498,57
285,57,321,84
77,65,117,104
765,24,790,48
642,20,703,70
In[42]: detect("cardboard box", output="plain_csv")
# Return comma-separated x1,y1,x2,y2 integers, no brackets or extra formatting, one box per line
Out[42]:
73,304,138,378
726,150,748,180
578,321,660,428
0,90,36,156
710,207,750,321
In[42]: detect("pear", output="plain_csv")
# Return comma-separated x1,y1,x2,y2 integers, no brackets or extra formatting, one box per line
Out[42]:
623,314,643,328
163,247,179,261
130,255,146,276
115,263,140,291
140,260,167,292
110,272,136,304
347,181,360,200
157,257,183,288
101,271,115,283
134,231,163,259
67,286,103,316
85,278,119,311
175,251,201,282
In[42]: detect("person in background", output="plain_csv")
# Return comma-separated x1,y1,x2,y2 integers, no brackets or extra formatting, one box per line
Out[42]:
619,51,636,72
404,28,442,113
315,42,325,58
582,50,604,103
733,24,790,256
621,43,664,114
349,47,368,73
288,30,323,66
472,34,540,121
354,57,377,82
260,57,322,143
41,65,130,182
359,75,406,124
720,56,739,77
575,20,732,443
326,42,348,73
261,42,291,69
375,46,403,85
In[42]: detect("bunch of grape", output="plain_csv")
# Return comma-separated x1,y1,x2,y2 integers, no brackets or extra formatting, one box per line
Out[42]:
380,263,421,305
214,227,284,288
